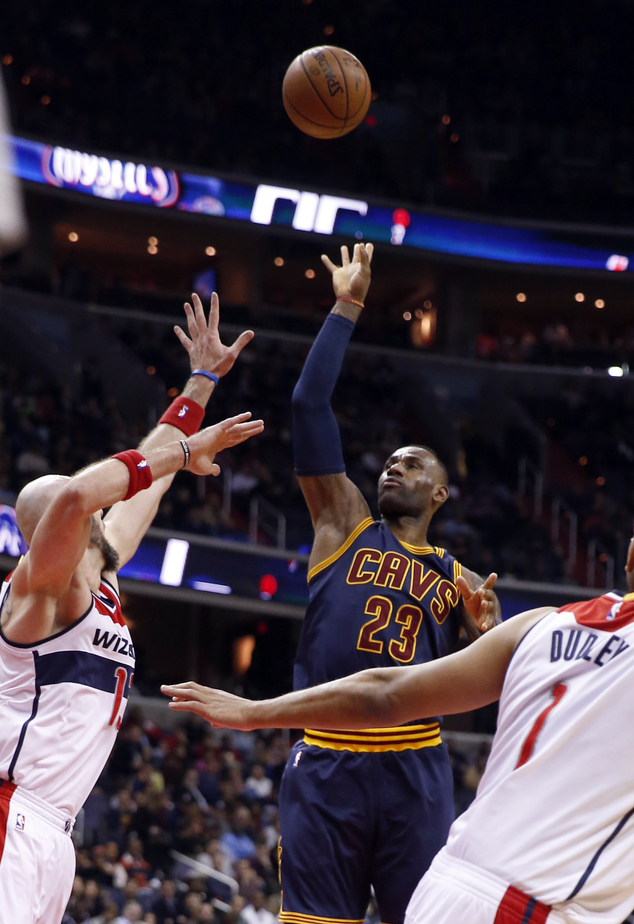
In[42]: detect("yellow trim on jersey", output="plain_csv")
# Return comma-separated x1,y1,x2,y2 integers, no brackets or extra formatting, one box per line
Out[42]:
396,538,438,556
303,722,442,752
453,560,462,583
307,517,374,583
623,592,634,602
280,913,364,924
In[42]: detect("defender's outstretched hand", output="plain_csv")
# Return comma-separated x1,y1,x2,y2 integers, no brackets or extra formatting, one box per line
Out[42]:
457,572,498,632
161,682,255,729
175,292,254,378
322,242,374,305
186,412,264,476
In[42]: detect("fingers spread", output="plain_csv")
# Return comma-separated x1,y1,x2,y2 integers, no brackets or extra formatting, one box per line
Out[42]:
456,575,473,599
321,254,337,274
366,242,374,263
340,245,350,266
231,330,255,355
192,292,207,329
209,292,220,330
483,572,498,589
174,326,192,350
183,301,199,338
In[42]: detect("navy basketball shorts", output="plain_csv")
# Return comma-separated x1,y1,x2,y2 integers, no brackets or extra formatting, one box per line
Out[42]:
278,739,454,924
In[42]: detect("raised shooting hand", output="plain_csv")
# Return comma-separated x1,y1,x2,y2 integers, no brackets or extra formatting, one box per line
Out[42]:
322,242,374,305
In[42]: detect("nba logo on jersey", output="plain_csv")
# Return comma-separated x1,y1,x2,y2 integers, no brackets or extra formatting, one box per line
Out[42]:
15,813,25,831
607,602,621,621
294,751,302,768
178,405,189,417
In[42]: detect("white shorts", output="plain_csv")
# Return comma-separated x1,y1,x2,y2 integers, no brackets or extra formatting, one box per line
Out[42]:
0,780,76,924
405,850,563,924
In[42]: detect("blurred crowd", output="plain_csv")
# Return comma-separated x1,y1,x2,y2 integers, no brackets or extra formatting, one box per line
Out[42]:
4,0,634,224
477,322,634,368
61,709,492,924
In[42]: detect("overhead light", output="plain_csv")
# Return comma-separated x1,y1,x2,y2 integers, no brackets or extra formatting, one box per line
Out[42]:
205,245,216,256
68,231,79,242
595,299,605,308
305,269,315,279
442,115,451,125
274,257,284,267
147,244,158,255
148,236,158,245
608,366,624,377
516,292,526,303
423,299,432,309
403,311,412,321
575,292,585,302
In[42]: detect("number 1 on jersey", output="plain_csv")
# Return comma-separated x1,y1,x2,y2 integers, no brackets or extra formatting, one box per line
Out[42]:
109,666,132,727
515,682,567,769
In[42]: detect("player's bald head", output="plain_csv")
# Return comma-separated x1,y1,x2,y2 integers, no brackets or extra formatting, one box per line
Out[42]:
15,474,70,544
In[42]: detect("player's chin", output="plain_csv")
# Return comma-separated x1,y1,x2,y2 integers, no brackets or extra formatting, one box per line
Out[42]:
378,491,416,518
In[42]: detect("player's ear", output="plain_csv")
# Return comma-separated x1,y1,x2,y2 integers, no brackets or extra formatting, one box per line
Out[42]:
432,483,450,508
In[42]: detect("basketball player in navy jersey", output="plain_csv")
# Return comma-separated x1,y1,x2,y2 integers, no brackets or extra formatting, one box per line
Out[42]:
211,244,497,924
0,296,262,924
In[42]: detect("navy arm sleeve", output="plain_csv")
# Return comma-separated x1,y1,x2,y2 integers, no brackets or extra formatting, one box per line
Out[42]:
292,313,355,477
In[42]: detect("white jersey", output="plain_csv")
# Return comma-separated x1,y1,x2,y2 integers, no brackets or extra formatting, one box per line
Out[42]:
0,574,134,818
446,592,634,924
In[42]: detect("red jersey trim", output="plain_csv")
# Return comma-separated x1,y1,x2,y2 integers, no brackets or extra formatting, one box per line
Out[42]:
558,594,634,632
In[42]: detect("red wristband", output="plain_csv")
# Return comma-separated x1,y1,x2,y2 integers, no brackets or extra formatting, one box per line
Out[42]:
159,396,204,437
336,296,364,309
113,450,154,500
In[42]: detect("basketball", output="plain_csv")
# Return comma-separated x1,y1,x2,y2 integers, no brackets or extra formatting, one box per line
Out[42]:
282,46,371,139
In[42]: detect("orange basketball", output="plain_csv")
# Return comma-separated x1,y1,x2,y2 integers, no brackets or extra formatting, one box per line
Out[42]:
282,46,371,139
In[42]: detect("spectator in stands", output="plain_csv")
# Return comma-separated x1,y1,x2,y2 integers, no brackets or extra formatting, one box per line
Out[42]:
151,880,179,924
220,807,256,863
243,766,272,801
241,892,276,924
114,901,144,924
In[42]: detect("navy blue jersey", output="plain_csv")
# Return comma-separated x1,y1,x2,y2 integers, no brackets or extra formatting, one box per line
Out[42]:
294,518,463,695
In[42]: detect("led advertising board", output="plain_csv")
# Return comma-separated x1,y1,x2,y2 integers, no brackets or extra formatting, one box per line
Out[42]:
9,135,634,272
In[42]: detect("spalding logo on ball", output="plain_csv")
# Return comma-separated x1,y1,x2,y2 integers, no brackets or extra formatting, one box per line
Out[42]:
283,46,371,139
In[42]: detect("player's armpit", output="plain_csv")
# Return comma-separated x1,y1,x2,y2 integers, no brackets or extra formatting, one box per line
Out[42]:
299,473,371,574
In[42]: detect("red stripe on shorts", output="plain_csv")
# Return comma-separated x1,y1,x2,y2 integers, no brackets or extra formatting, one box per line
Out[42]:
494,885,551,924
0,781,17,865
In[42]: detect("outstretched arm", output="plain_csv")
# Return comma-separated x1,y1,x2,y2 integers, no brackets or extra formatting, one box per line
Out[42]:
8,414,263,643
161,606,552,730
105,292,253,567
293,243,374,573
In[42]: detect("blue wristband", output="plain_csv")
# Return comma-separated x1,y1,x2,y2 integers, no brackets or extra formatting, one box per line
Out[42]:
191,369,219,385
